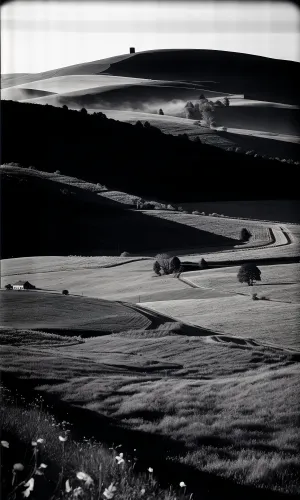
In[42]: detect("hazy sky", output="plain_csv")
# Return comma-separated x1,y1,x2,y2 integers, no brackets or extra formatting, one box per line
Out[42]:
1,1,299,74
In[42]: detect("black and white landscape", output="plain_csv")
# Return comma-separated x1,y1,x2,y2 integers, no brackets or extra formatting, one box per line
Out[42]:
1,1,300,499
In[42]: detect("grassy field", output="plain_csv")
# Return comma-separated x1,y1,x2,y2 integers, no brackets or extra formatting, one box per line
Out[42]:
1,327,299,494
180,200,300,224
0,291,152,333
1,257,228,303
141,211,272,246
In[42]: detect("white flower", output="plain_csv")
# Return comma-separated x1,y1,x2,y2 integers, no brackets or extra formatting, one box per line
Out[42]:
73,486,84,498
65,479,72,493
59,435,67,442
103,483,117,499
115,453,125,465
76,471,94,486
180,481,186,488
39,463,47,469
141,488,146,495
148,467,153,473
23,478,34,497
13,463,24,472
37,438,44,444
35,470,43,476
31,441,37,447
1,440,9,448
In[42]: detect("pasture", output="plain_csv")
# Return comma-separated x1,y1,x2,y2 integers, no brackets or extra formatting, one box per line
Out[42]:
1,325,299,494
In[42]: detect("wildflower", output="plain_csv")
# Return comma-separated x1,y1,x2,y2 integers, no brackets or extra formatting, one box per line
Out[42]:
31,441,37,447
148,467,153,473
180,482,186,488
39,463,47,469
23,478,34,498
59,435,67,442
1,440,9,448
73,486,83,498
103,483,117,499
141,488,146,495
13,463,24,472
65,479,72,493
115,452,125,465
37,438,44,444
76,471,94,486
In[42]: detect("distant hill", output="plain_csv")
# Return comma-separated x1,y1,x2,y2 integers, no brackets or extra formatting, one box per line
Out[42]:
2,49,299,104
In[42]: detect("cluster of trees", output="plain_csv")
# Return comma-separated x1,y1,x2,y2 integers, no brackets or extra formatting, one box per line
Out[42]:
153,254,182,277
184,95,230,127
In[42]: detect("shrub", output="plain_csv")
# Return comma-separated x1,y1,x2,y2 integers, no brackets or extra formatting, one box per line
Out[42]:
55,170,61,174
167,204,175,210
192,210,201,215
158,108,164,115
252,293,258,300
153,261,161,276
155,254,181,275
169,256,181,274
199,258,208,269
5,284,13,290
120,251,130,257
240,228,252,242
237,263,261,286
62,289,69,295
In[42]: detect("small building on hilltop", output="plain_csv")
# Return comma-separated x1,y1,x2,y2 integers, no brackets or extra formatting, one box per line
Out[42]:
129,47,135,54
13,280,35,290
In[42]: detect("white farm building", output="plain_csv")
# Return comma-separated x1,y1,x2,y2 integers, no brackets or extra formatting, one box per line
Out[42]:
12,280,35,290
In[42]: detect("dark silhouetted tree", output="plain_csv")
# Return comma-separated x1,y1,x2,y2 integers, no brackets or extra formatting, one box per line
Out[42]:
135,120,144,129
80,107,88,115
158,108,164,115
153,261,161,276
199,94,206,100
62,289,69,295
223,97,230,107
62,105,68,111
169,256,181,275
5,284,12,290
144,121,151,129
237,263,261,286
199,258,209,269
240,228,252,242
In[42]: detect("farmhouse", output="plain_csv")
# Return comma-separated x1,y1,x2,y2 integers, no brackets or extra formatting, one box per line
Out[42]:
12,280,35,290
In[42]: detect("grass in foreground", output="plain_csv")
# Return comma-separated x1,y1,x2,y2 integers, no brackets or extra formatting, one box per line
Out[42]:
0,386,191,500
1,328,300,495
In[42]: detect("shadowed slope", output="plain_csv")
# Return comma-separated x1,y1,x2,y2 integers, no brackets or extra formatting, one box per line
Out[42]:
0,169,238,258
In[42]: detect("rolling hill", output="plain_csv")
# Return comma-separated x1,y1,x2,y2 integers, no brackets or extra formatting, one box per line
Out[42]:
2,49,299,158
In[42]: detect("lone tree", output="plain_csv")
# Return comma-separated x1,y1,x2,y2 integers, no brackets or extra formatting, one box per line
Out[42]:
153,261,161,276
155,254,181,275
62,289,69,295
169,256,181,275
240,228,252,242
5,284,12,290
199,258,209,269
237,263,261,286
158,108,164,115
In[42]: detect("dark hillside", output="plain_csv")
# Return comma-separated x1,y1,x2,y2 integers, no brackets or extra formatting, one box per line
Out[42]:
1,100,298,206
0,171,238,258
